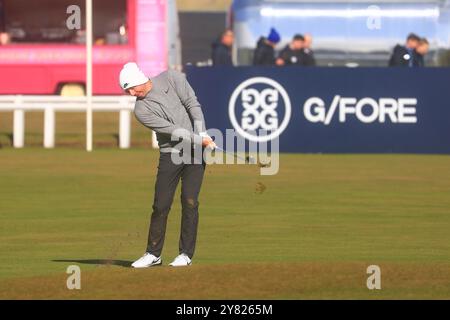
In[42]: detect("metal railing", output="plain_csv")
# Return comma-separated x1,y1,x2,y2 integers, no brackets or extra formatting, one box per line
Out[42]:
0,95,158,149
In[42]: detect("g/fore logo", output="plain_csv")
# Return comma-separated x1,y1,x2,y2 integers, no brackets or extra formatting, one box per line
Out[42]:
229,77,291,143
304,96,418,125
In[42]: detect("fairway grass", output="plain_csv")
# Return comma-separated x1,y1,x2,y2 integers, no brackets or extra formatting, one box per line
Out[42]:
1,149,449,299
1,262,449,299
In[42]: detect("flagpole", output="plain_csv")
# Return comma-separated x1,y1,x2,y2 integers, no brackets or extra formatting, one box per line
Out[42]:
86,0,93,152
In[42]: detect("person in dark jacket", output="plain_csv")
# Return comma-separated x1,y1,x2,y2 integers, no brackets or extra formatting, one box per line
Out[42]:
253,28,281,66
211,29,234,66
416,38,429,67
302,33,316,66
388,33,421,67
276,34,306,66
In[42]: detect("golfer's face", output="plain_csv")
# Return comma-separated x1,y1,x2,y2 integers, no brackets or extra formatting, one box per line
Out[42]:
127,83,147,98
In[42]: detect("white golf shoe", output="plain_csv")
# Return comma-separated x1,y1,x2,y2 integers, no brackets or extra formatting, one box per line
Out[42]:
169,253,192,267
131,252,162,268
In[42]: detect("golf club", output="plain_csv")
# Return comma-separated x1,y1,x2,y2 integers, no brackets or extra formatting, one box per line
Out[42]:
214,146,256,164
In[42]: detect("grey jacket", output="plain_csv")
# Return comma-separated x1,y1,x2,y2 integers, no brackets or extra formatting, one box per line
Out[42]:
134,70,206,153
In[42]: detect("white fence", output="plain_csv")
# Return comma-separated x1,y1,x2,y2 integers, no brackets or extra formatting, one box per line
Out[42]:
0,95,158,149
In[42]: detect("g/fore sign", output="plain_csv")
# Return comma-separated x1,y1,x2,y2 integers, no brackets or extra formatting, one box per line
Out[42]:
187,66,450,154
304,96,417,125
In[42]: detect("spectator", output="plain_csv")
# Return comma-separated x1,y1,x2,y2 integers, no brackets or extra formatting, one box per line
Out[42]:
302,33,316,66
276,34,305,66
253,27,281,66
211,29,234,66
388,33,421,67
416,38,429,67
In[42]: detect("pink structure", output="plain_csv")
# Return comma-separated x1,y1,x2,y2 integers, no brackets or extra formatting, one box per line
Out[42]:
0,0,169,95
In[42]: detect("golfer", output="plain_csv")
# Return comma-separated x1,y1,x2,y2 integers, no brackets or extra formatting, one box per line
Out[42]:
119,62,215,267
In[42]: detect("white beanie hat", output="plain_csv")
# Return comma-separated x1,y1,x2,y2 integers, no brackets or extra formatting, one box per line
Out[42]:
119,62,149,90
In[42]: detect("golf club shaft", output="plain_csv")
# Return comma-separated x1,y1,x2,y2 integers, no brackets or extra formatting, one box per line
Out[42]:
215,146,249,163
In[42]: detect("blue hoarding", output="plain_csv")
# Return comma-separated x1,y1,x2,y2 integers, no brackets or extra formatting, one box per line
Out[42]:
186,66,450,154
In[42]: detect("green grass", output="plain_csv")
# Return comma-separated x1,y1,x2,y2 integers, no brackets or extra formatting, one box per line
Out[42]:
0,112,151,148
0,149,449,299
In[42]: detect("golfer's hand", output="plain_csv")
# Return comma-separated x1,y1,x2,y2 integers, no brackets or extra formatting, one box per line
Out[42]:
201,136,216,149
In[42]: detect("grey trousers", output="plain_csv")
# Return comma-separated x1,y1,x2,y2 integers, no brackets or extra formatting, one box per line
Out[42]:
146,151,205,259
